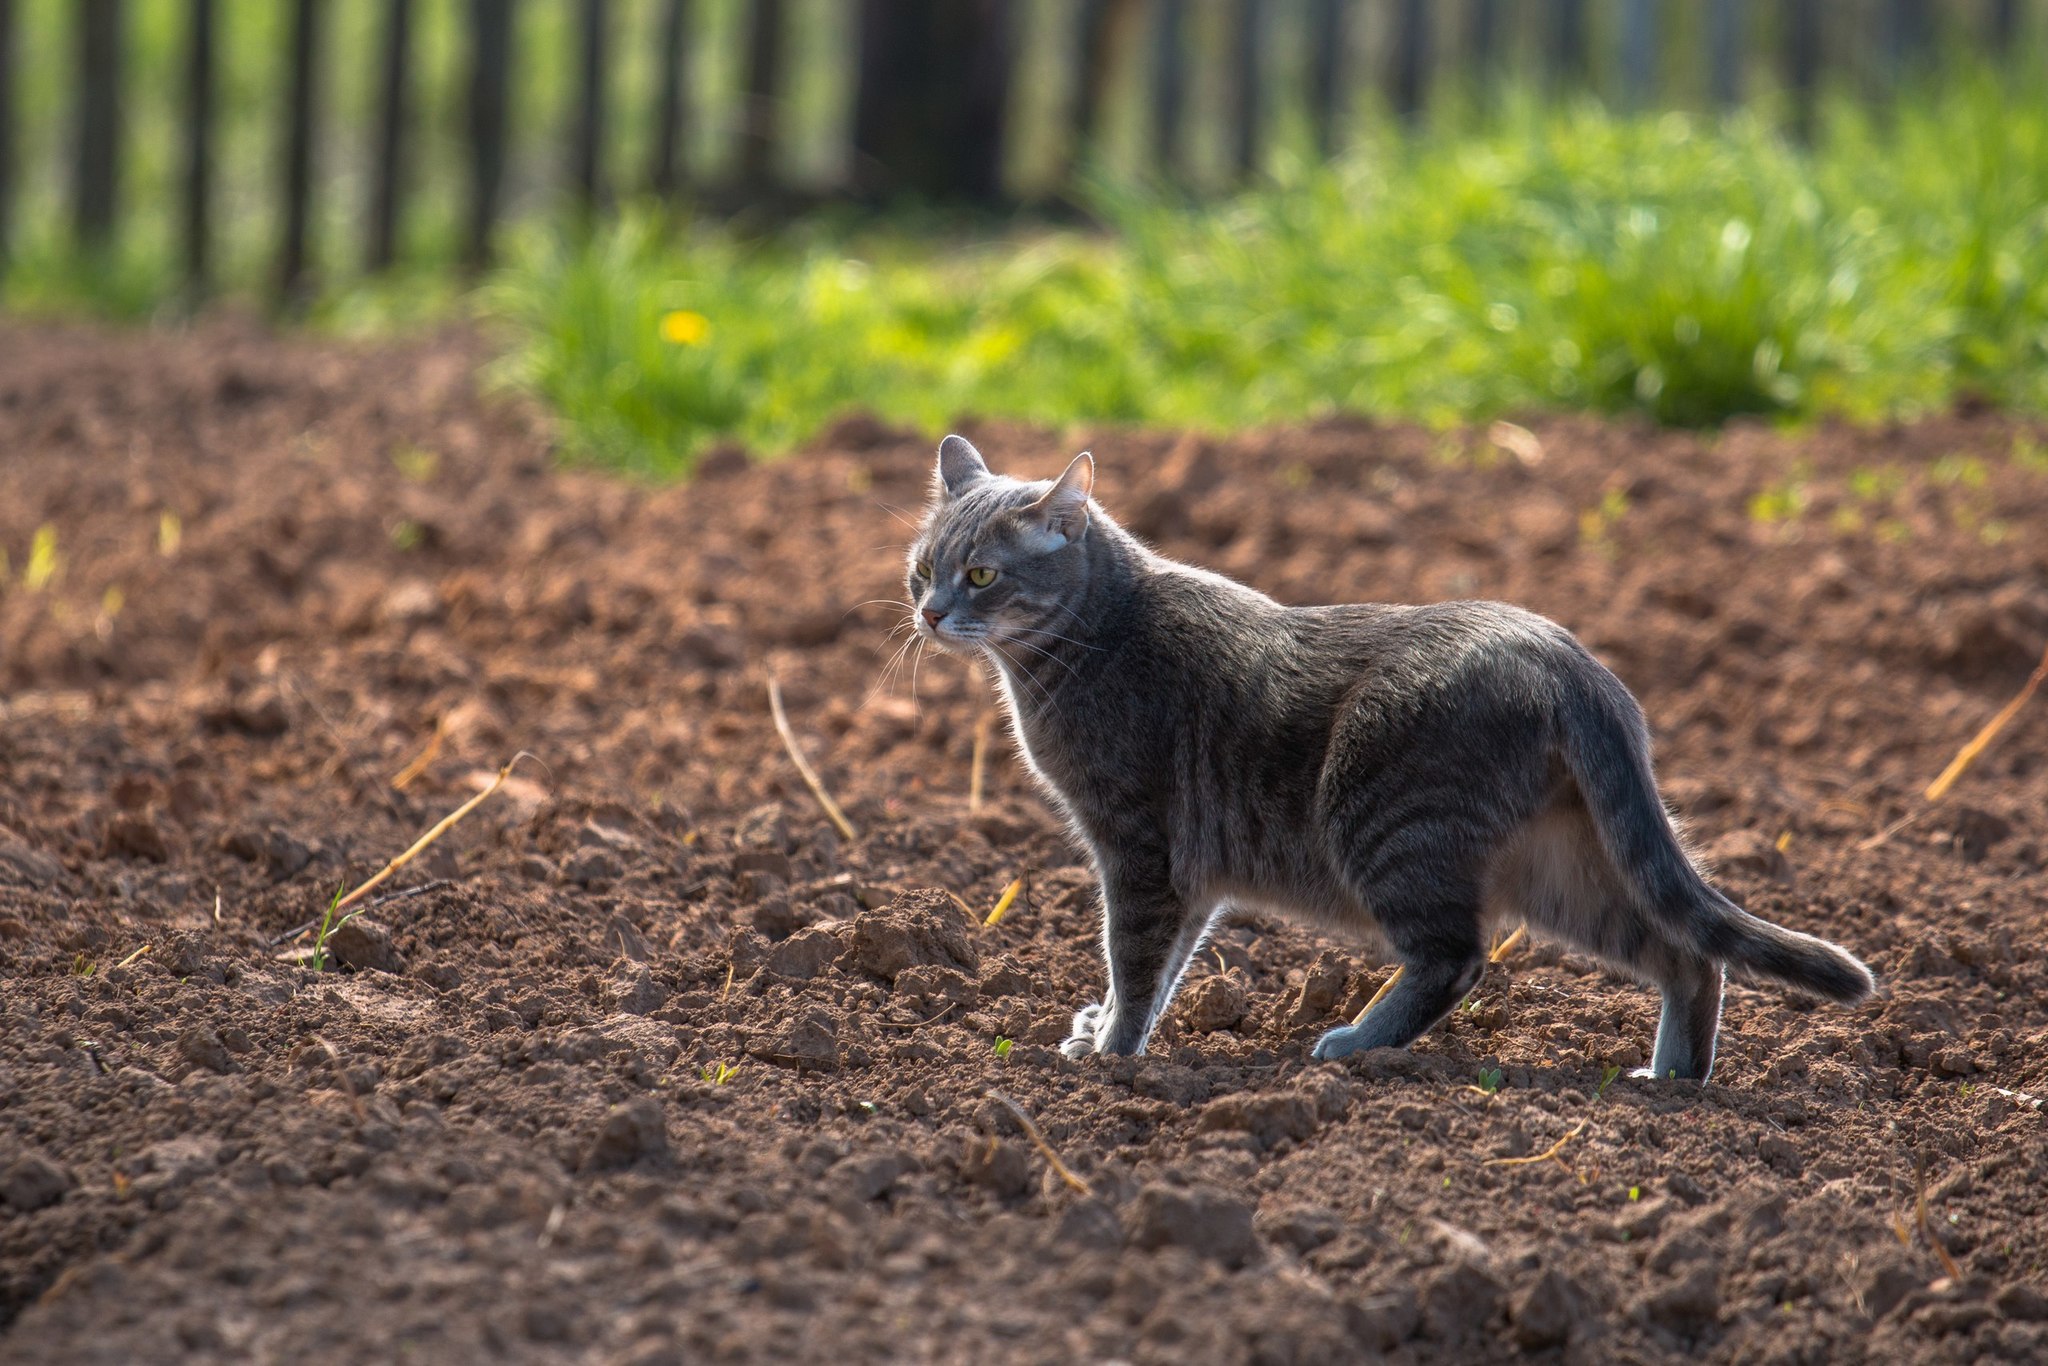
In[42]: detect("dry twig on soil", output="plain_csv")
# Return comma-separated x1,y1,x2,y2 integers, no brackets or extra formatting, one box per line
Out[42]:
988,1090,1092,1197
332,752,539,915
1924,640,2048,802
1912,1151,1965,1280
1484,1120,1589,1170
767,676,858,841
1352,967,1403,1025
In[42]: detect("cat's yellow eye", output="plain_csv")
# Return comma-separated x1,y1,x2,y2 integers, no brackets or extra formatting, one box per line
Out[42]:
913,560,931,579
967,566,998,587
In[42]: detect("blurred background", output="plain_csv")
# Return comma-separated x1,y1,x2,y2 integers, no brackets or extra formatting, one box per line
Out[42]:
3,0,2047,472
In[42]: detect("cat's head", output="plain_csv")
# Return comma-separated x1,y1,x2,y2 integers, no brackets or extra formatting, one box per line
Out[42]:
906,435,1094,655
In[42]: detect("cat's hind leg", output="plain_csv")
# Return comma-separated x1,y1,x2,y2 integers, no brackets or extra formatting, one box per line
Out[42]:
1310,879,1485,1061
1644,956,1723,1081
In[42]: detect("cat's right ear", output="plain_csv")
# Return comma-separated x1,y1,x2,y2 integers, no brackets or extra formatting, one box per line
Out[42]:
934,434,990,500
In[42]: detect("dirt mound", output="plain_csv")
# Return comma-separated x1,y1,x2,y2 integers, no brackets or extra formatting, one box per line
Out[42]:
1,322,2045,1363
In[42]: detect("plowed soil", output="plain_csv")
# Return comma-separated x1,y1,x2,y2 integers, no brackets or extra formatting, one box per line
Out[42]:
1,321,2046,1365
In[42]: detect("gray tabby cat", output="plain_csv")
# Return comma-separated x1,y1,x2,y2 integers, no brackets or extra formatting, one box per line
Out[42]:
906,436,1873,1081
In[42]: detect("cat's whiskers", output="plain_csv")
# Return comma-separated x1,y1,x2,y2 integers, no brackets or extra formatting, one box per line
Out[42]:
1007,624,1105,654
983,638,1056,712
874,502,924,534
991,630,1083,683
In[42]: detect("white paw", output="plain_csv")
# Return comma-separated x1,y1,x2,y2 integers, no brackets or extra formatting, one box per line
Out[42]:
1058,1034,1097,1060
1060,1001,1110,1058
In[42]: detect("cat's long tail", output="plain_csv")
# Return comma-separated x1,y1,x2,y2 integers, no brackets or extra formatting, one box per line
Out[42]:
1558,679,1876,1005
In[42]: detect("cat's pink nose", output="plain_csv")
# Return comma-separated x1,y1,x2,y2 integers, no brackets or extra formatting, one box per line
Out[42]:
922,608,944,628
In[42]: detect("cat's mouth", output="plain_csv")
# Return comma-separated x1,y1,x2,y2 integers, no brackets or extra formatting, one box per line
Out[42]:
915,617,985,654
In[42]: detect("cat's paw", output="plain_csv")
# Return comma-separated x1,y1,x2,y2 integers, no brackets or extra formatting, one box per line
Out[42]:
1309,1026,1350,1061
1060,1002,1109,1059
1309,1023,1377,1061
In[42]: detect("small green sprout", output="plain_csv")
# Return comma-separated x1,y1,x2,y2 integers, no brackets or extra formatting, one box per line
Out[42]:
305,883,356,973
71,951,96,977
1477,1067,1504,1094
994,1037,1014,1060
1628,1186,1641,1202
700,1061,737,1085
857,1100,877,1116
1598,1064,1622,1097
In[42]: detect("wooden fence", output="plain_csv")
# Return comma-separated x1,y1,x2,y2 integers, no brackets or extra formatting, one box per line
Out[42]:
0,1,2033,304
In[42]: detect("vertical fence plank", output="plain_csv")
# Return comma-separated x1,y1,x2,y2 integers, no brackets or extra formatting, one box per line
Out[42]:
1708,0,1743,107
277,0,319,303
76,0,125,250
1549,0,1586,89
1150,0,1187,176
1389,0,1429,123
572,0,607,205
1785,0,1822,140
368,0,411,272
649,0,691,196
1620,0,1657,107
184,0,215,294
0,0,14,269
1305,0,1345,155
1229,0,1264,180
738,0,783,186
466,0,512,270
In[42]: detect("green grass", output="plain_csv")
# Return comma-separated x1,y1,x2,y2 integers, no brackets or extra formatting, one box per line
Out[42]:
487,78,2048,475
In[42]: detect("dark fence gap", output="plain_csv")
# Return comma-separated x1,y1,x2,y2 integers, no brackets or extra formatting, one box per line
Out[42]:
368,0,410,272
466,0,512,270
738,0,782,186
1306,0,1345,156
1621,0,1657,108
1709,0,1744,107
572,0,607,207
1785,0,1823,141
1991,0,2021,49
183,0,214,295
277,0,319,304
1390,0,1430,124
649,0,691,196
1229,0,1263,179
1469,0,1502,79
1150,0,1187,177
1550,0,1588,89
1885,0,1933,78
852,1,1013,203
75,0,124,251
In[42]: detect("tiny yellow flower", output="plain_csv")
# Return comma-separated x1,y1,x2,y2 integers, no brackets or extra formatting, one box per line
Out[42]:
660,309,711,346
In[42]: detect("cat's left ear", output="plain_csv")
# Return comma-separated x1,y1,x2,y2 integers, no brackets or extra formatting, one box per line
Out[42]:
1022,452,1093,551
934,434,990,500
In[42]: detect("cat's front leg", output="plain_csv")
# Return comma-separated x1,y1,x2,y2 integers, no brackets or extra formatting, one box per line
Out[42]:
1059,867,1191,1058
